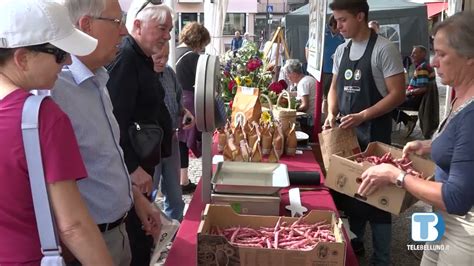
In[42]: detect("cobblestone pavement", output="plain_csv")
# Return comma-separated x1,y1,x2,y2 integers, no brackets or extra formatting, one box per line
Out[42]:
155,77,448,266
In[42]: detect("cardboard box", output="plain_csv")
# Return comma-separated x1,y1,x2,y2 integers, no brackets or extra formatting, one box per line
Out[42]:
197,204,346,266
325,142,435,215
211,193,280,216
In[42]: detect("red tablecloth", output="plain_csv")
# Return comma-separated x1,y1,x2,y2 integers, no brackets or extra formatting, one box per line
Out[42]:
165,151,358,266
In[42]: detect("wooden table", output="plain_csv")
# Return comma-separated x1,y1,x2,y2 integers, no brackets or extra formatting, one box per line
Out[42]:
165,150,358,266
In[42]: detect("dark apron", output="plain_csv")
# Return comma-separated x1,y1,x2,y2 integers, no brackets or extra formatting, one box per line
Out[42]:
336,30,392,150
332,30,391,223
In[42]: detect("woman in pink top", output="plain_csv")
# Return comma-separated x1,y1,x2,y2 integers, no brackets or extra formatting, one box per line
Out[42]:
0,1,112,265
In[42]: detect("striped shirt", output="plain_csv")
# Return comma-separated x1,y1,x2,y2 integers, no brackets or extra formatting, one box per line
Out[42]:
407,60,435,91
159,65,184,130
51,56,133,224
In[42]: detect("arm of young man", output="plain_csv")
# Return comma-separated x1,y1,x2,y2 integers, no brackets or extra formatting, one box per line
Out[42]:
323,74,340,129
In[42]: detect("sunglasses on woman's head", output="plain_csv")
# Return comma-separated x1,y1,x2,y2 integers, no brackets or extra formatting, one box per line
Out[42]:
28,45,68,64
136,0,162,17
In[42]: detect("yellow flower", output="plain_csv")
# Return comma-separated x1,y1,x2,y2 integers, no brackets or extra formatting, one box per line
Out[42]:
244,76,252,86
261,111,272,123
235,77,241,86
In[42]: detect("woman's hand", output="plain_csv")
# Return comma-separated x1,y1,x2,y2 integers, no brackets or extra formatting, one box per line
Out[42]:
357,164,401,196
403,140,431,158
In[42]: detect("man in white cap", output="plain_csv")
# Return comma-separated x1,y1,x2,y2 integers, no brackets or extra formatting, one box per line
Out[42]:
50,0,162,265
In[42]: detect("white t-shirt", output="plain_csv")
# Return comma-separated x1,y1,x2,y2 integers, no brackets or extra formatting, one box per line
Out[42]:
332,36,404,97
270,43,285,66
296,75,317,117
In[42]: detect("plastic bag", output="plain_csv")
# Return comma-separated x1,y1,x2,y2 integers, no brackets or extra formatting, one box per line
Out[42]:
149,205,180,266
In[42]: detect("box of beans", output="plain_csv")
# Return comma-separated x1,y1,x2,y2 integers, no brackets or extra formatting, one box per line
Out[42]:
197,204,346,266
325,141,436,215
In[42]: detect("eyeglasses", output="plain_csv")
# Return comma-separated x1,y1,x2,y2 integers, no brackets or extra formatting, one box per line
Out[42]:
29,45,68,64
92,13,126,28
135,0,162,17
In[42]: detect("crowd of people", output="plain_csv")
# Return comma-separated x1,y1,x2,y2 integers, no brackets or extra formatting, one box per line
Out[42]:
0,0,473,265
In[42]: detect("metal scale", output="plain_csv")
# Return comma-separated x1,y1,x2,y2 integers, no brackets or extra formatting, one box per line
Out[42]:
194,54,223,203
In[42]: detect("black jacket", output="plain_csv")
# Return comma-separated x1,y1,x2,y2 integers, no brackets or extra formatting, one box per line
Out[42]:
107,35,172,175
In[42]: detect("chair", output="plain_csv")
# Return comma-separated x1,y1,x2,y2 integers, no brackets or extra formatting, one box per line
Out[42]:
395,81,439,139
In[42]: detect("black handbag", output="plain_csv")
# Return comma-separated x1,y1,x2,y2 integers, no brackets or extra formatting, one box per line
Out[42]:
128,122,164,168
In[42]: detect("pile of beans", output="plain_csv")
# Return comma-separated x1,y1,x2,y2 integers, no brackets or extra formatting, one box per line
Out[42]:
209,217,336,250
355,152,423,178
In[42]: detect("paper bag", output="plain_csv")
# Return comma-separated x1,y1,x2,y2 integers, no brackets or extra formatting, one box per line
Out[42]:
231,87,262,127
318,127,361,170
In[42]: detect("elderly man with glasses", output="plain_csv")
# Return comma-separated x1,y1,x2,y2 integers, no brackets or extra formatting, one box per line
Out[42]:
106,1,175,265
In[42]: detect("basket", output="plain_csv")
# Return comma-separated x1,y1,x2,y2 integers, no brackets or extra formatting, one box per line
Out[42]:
273,90,296,132
260,93,273,114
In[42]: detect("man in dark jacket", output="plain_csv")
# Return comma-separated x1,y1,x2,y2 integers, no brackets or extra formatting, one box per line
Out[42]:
106,2,174,266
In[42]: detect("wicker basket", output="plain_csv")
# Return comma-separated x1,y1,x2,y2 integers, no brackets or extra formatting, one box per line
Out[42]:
260,93,273,114
273,90,296,132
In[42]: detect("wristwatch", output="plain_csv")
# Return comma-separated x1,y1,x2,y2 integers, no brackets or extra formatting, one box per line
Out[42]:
396,171,407,188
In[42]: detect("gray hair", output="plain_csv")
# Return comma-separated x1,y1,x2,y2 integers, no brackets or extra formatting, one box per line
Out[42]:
63,0,107,24
285,59,304,74
126,3,174,33
433,11,474,58
413,45,427,54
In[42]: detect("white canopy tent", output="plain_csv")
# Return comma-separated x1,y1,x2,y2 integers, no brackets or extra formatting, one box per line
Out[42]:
204,0,229,56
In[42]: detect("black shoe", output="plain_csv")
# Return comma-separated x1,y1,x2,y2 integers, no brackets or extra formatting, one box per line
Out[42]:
181,181,197,194
351,239,366,256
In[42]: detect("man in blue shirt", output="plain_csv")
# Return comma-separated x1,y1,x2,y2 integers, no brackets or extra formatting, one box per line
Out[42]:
50,0,162,265
230,30,243,51
322,15,345,116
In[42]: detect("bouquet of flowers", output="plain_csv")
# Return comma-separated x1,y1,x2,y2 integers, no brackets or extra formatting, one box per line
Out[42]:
220,43,272,107
220,42,298,117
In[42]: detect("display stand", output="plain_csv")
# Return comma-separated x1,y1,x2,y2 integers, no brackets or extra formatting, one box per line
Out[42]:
263,26,290,65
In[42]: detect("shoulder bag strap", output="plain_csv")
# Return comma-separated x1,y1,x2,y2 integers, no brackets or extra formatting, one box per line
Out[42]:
175,50,193,67
22,95,64,263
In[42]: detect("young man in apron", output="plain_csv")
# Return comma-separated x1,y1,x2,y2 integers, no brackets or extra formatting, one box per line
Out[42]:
323,0,406,264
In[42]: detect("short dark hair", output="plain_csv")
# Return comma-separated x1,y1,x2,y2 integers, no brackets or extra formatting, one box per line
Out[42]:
328,15,337,27
0,48,14,66
329,0,369,22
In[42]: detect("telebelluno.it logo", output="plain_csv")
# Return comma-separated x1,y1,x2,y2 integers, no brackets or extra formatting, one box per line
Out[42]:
411,212,446,242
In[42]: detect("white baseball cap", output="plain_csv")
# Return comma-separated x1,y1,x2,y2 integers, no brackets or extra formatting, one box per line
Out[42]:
0,0,97,56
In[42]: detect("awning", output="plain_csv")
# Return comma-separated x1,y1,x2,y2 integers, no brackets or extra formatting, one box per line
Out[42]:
426,2,448,18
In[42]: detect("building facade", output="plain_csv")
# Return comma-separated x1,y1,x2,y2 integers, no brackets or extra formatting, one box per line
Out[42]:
120,0,307,49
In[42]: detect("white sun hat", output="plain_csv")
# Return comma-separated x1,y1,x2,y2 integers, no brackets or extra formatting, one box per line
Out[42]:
0,0,97,56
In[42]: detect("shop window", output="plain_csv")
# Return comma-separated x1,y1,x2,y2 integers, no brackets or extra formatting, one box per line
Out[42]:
223,13,246,35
